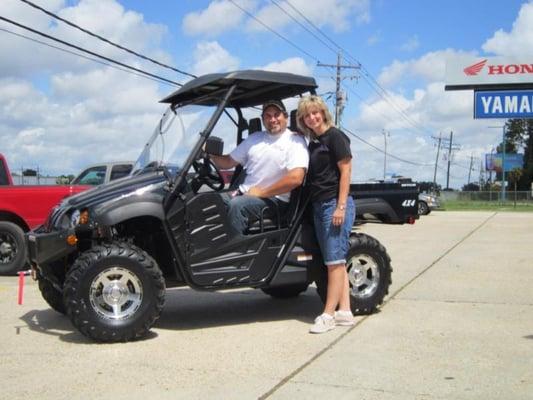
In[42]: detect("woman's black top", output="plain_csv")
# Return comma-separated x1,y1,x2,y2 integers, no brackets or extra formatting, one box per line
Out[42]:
308,126,352,202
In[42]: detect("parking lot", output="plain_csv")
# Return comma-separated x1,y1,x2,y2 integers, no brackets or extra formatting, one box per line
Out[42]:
1,211,532,399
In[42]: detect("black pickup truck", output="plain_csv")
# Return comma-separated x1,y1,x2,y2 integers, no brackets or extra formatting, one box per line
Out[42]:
27,70,418,342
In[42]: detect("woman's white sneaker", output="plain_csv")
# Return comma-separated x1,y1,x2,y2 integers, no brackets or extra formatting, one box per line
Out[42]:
334,310,355,326
309,313,335,334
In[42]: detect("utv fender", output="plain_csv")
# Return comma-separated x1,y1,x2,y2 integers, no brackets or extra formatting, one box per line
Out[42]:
95,201,165,226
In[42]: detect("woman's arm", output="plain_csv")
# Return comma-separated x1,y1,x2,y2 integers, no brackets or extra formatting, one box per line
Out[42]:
332,157,352,226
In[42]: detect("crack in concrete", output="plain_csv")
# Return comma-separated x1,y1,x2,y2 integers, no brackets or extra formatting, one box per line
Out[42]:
396,298,533,307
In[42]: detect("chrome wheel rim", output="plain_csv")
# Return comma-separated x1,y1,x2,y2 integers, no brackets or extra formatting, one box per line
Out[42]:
347,254,380,299
89,267,143,320
0,232,17,264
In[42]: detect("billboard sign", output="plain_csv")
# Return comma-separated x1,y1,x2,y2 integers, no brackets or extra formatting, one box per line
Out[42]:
474,90,533,118
445,56,533,90
485,153,523,172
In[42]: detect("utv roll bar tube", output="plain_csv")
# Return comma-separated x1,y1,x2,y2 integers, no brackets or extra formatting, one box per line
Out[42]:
163,84,237,212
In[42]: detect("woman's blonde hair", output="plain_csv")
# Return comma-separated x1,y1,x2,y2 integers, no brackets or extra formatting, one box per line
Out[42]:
296,95,334,139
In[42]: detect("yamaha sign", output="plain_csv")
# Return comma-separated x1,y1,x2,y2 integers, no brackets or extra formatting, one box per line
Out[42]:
474,90,533,119
445,56,533,90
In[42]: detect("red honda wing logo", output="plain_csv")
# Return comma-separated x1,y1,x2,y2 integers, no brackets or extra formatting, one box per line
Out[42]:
464,59,487,76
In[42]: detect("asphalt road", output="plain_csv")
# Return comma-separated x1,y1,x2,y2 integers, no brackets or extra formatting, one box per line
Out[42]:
0,211,531,399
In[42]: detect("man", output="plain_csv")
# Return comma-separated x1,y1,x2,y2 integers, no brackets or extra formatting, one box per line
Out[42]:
209,100,309,235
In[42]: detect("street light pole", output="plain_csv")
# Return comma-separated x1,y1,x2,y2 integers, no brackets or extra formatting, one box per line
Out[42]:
489,147,495,202
382,129,388,179
489,147,495,184
502,125,507,201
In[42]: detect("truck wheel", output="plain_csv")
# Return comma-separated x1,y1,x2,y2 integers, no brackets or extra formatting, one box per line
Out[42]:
316,233,392,315
38,278,66,314
0,221,27,275
63,242,165,342
261,283,309,299
418,201,430,215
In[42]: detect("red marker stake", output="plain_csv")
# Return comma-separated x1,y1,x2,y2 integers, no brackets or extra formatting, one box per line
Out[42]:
18,271,24,305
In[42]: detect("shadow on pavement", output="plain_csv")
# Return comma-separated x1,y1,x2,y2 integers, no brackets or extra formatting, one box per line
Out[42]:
18,287,322,340
18,308,160,344
19,309,92,344
156,287,322,331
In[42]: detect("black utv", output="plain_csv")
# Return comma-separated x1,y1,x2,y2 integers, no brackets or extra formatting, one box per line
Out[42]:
27,70,419,342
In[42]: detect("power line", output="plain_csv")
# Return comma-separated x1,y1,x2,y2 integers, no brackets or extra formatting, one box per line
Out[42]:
227,0,320,62
0,27,176,87
268,0,339,55
281,1,433,137
282,0,344,55
0,15,182,87
341,125,433,167
19,0,196,79
235,0,432,138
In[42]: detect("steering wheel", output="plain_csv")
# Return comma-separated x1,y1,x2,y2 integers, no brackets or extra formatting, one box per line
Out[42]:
192,156,225,191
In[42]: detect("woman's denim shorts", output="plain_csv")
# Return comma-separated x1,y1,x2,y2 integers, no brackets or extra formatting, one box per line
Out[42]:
313,196,355,266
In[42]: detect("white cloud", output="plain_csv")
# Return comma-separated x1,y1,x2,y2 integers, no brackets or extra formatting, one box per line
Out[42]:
182,0,256,37
248,0,370,33
0,69,166,175
191,41,240,75
0,0,172,175
259,57,312,75
0,0,167,77
347,43,506,187
182,0,370,37
377,49,476,88
482,2,533,56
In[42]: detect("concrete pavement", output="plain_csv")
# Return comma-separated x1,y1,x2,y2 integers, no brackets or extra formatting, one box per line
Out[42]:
0,211,531,399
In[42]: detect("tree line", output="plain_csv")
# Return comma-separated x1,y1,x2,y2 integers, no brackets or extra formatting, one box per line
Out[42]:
486,118,533,192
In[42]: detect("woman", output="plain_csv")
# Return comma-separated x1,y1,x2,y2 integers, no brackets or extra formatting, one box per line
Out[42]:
297,95,356,334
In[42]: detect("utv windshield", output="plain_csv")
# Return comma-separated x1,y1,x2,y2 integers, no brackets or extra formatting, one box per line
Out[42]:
132,103,238,175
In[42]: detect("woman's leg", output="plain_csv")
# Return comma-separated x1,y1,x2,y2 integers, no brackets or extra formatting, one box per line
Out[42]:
338,267,351,311
324,264,346,315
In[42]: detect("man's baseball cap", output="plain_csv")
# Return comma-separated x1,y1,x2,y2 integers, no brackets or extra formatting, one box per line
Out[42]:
262,100,287,114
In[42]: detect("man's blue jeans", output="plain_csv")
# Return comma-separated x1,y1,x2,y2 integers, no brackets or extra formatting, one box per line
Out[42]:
221,193,287,235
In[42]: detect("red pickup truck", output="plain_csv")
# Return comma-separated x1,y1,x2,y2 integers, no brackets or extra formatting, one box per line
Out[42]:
0,154,90,275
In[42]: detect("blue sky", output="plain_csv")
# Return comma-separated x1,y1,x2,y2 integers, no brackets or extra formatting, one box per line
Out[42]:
0,0,531,188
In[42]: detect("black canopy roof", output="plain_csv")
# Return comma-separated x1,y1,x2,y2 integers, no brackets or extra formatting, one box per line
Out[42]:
160,70,317,107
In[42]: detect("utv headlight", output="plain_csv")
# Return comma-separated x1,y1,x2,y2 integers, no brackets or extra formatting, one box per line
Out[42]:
70,209,80,227
69,209,90,227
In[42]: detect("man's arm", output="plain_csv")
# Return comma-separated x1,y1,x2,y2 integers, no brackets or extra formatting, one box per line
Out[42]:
209,154,239,170
247,168,306,198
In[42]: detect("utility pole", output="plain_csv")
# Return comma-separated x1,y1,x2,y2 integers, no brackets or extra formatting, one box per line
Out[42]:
502,125,507,201
382,129,389,179
317,51,360,126
479,160,485,188
467,153,474,185
432,133,442,193
446,131,453,190
444,131,460,190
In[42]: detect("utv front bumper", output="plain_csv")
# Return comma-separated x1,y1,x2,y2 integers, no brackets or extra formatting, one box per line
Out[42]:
26,226,76,267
